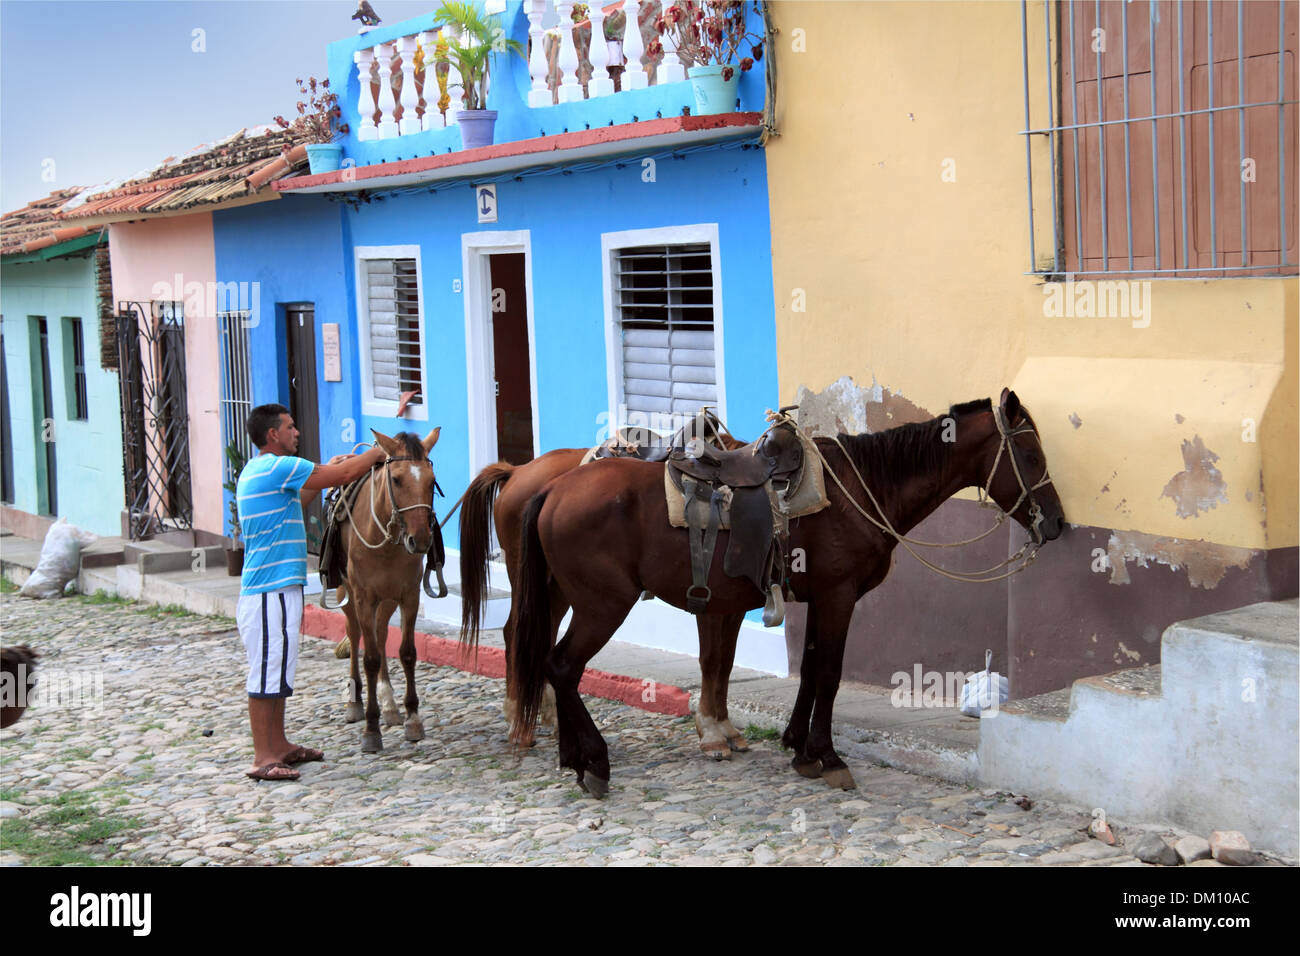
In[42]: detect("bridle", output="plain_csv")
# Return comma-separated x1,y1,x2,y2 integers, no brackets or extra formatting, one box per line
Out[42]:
978,406,1056,547
345,453,441,554
773,404,1058,584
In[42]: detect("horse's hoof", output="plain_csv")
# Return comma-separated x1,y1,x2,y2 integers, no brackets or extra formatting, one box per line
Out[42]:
404,719,425,742
792,756,823,779
361,731,383,753
727,734,751,753
700,740,732,761
344,702,364,723
382,709,402,728
334,637,351,659
822,767,857,791
578,773,609,799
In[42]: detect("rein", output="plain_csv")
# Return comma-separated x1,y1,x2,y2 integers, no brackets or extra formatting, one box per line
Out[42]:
768,407,1055,584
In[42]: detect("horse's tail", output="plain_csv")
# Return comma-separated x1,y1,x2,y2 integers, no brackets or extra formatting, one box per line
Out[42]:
458,462,516,651
511,488,552,747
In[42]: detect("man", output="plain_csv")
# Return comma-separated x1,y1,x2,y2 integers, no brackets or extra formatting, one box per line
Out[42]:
236,403,386,781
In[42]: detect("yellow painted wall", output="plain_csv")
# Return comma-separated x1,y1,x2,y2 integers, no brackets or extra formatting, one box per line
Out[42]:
765,0,1297,551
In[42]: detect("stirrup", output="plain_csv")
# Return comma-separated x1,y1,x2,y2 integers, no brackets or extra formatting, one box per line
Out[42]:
762,583,785,628
320,580,349,610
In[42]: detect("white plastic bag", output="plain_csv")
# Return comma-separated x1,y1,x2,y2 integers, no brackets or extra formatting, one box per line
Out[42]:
19,518,97,599
960,648,1009,717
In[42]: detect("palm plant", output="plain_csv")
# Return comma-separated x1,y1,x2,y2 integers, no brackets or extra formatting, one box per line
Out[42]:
434,1,525,112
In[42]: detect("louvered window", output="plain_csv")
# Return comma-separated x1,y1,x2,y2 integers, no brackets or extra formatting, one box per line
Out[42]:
363,257,423,405
615,242,717,422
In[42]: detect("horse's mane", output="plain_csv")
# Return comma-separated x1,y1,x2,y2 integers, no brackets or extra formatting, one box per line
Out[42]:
392,432,427,459
834,398,993,487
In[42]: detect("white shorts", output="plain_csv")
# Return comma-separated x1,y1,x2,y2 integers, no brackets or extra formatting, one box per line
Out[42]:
237,587,304,699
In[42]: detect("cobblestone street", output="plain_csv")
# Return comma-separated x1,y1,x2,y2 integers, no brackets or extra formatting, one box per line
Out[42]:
0,591,1164,866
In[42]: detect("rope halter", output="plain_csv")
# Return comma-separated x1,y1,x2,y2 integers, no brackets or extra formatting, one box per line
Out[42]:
347,450,439,553
981,406,1056,546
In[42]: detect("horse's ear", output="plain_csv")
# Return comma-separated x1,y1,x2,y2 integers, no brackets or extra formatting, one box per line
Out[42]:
370,429,401,457
1000,388,1021,421
422,426,441,453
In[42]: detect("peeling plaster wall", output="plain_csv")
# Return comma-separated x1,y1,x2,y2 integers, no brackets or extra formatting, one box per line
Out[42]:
763,1,1297,700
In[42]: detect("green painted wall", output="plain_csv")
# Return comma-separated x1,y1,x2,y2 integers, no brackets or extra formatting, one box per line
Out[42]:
1,252,124,535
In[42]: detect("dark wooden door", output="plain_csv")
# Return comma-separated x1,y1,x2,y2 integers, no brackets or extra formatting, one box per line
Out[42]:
35,318,57,515
489,254,535,465
1,324,13,505
286,305,323,555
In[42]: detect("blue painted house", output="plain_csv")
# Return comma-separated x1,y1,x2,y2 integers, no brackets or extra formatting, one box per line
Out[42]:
214,1,784,671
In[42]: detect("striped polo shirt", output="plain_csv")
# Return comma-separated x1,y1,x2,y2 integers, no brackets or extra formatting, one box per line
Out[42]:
236,452,315,595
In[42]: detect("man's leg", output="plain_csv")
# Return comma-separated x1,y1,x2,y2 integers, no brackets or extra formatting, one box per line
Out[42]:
277,588,323,763
240,591,298,778
248,697,290,768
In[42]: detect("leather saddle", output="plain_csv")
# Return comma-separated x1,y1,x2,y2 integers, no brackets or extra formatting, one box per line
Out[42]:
318,477,366,592
590,408,734,463
666,412,805,627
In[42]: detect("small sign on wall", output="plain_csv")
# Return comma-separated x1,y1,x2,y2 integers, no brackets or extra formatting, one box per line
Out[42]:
322,323,342,382
476,184,498,223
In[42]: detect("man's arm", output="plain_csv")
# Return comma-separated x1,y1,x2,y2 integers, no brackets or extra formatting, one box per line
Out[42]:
301,446,386,492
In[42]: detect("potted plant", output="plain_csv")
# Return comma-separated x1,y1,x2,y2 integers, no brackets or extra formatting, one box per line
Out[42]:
274,76,350,173
434,1,525,149
651,1,764,115
222,441,249,576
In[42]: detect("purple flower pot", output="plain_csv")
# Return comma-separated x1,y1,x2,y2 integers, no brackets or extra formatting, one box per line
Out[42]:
457,110,498,150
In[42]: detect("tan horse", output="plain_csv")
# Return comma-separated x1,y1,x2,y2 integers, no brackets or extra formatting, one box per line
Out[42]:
337,427,441,753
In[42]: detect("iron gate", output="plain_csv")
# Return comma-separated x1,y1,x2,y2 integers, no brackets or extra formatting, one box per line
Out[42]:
116,301,193,539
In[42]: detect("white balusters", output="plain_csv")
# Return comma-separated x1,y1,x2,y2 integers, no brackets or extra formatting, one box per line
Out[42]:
526,0,552,107
443,24,464,124
622,0,650,89
354,47,378,141
418,30,441,130
660,19,686,83
555,1,583,103
374,42,398,138
587,5,614,97
397,36,422,135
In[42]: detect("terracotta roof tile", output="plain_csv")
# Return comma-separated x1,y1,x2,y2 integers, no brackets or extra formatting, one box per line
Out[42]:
58,126,310,223
0,188,95,257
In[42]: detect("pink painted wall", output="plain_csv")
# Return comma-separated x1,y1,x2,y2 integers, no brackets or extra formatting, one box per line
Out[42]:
109,214,224,537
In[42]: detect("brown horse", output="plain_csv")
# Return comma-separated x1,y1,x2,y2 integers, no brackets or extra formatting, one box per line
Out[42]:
0,645,38,728
458,431,752,756
511,390,1066,797
337,427,441,753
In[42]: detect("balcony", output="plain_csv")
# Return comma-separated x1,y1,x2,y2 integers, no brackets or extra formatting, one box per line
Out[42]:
324,1,768,171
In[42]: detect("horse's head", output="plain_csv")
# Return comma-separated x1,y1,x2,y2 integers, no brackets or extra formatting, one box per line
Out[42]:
974,389,1065,545
370,426,441,555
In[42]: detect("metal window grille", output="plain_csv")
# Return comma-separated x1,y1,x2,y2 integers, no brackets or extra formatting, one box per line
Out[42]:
614,242,718,423
67,317,88,420
364,258,423,404
1022,0,1297,277
218,311,254,483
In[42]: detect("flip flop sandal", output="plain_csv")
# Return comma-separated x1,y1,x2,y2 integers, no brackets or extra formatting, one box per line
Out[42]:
284,746,324,765
245,761,300,781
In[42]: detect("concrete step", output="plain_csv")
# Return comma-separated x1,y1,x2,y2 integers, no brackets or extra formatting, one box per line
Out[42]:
981,599,1299,857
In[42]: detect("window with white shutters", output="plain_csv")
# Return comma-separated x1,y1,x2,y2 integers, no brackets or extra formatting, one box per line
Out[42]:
614,242,717,423
362,257,423,406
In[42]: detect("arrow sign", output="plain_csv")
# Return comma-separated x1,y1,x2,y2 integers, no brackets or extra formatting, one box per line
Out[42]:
476,184,498,223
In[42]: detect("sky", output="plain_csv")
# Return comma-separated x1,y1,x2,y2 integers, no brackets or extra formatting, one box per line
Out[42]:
0,0,438,212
